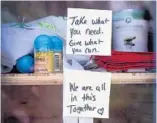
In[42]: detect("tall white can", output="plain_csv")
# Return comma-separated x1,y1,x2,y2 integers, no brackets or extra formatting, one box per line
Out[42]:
113,9,149,52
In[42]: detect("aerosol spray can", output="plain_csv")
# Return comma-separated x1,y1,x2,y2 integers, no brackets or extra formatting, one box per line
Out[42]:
51,36,63,72
34,34,54,73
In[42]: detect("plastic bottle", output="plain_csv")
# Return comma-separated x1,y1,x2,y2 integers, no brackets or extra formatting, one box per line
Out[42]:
34,34,54,73
50,36,63,72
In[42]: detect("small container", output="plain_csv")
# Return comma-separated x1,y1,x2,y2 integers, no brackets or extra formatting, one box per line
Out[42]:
50,36,63,72
34,34,54,73
113,9,149,52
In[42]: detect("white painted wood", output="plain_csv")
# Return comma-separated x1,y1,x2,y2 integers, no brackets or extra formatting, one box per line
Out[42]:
79,118,93,123
63,117,93,123
63,117,78,123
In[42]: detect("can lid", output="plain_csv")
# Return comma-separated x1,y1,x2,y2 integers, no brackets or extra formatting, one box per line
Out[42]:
50,36,63,51
34,34,54,50
113,9,145,21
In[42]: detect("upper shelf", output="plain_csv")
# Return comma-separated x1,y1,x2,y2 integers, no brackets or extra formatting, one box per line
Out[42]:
1,72,156,85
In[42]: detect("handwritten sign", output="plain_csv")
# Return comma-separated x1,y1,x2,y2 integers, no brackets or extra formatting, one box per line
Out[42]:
66,8,112,56
63,69,111,118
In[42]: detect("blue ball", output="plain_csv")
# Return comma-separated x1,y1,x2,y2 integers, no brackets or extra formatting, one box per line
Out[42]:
16,55,34,73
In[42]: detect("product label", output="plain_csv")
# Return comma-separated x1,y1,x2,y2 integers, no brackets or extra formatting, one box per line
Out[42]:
35,51,54,73
54,52,62,72
113,19,148,52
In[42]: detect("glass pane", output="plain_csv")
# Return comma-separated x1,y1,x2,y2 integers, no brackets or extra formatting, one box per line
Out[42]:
1,1,156,123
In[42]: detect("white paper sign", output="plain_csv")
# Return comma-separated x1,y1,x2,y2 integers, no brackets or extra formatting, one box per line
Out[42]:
66,8,112,56
63,69,111,118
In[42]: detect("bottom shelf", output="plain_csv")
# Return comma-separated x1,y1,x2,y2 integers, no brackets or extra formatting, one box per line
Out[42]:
2,83,155,123
1,73,156,85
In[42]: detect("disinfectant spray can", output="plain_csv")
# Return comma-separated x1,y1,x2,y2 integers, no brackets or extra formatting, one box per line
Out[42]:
50,36,63,72
34,34,54,73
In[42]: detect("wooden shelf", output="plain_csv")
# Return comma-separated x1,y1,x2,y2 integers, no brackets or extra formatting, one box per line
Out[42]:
1,73,156,85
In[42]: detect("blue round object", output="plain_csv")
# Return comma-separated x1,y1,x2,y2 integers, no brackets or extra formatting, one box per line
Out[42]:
16,55,34,73
50,36,63,51
34,34,53,51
